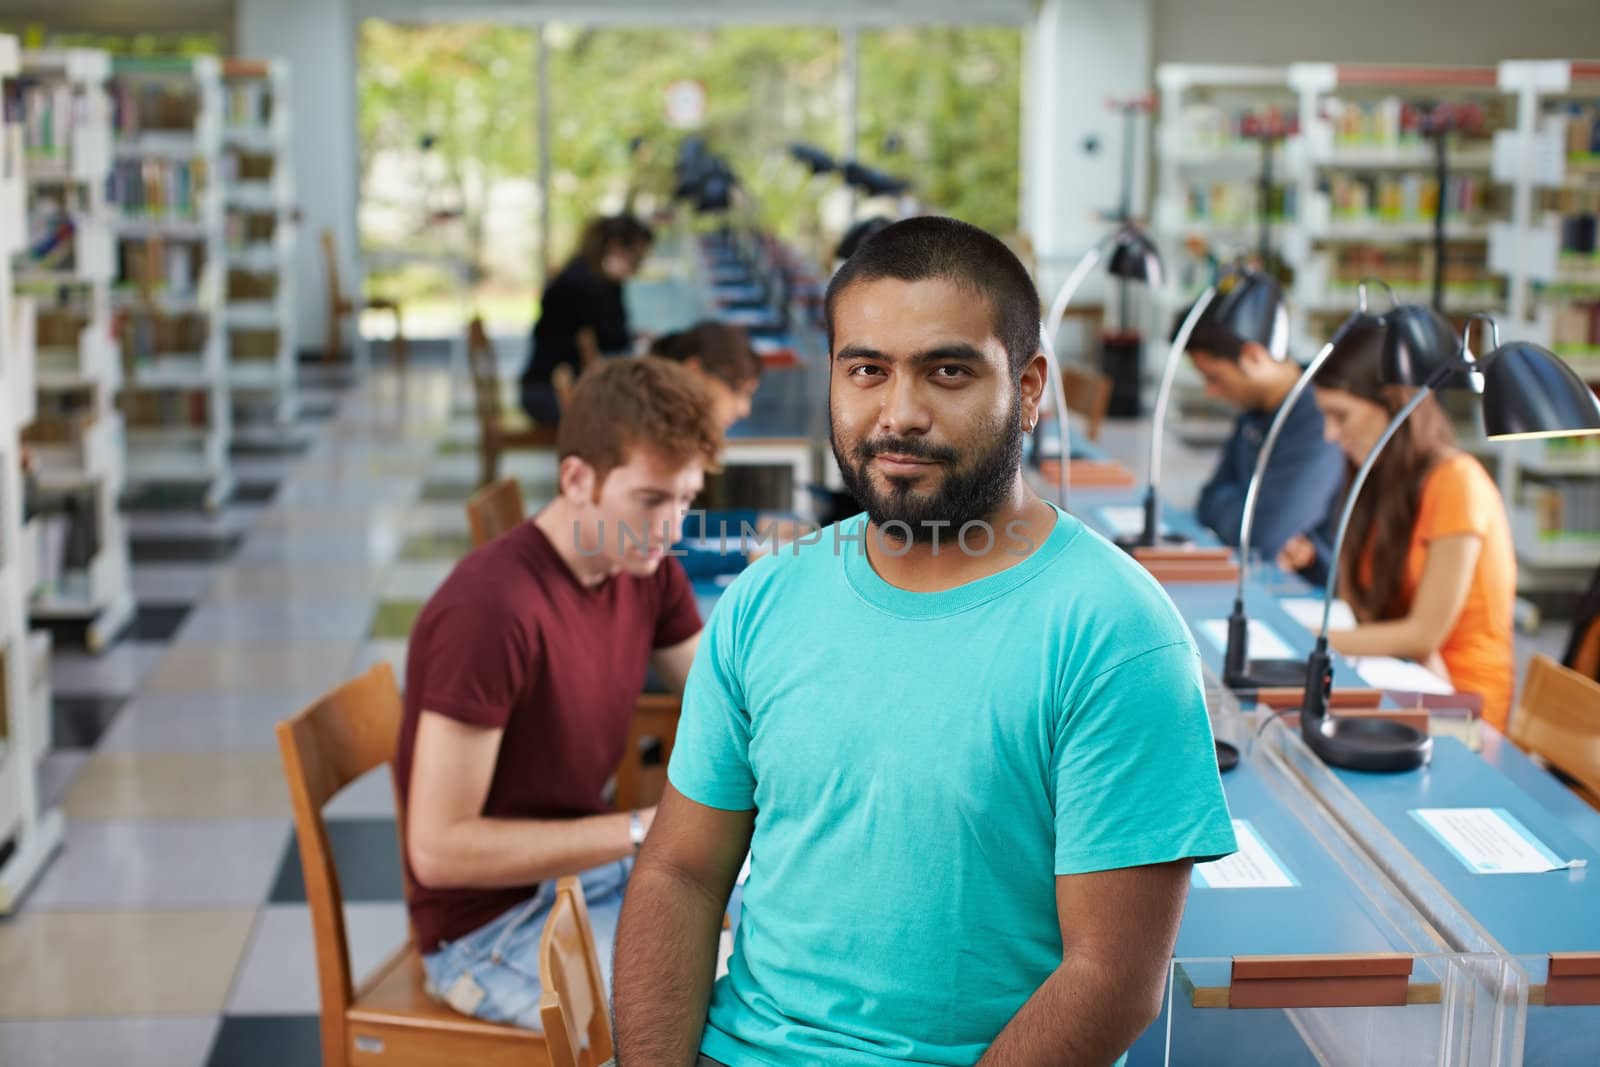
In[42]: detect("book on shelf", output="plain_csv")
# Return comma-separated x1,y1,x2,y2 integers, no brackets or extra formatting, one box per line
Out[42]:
1323,172,1490,223
116,241,202,299
121,388,212,428
224,82,271,129
109,82,199,139
109,159,201,219
15,79,80,161
1322,96,1505,152
1531,479,1600,541
1184,181,1296,227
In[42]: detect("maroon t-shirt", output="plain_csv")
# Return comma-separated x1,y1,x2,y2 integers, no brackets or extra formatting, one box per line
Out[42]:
396,520,702,952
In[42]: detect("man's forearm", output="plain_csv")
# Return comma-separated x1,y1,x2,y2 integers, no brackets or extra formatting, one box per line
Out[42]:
410,811,634,890
612,863,725,1066
978,955,1164,1067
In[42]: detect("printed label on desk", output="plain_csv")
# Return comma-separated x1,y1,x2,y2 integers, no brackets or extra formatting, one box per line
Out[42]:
1197,618,1295,660
1280,596,1358,634
1098,506,1166,539
1410,807,1569,874
1192,819,1298,889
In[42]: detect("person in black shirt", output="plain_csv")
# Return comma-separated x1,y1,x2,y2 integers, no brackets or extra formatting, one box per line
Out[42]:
520,214,654,425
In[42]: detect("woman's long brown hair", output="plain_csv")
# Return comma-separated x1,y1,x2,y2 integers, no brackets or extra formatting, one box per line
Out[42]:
1315,339,1458,622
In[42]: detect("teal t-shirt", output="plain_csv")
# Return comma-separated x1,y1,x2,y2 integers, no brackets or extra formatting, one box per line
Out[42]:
668,506,1237,1066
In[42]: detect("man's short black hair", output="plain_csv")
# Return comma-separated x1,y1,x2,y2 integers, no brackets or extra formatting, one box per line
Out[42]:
824,215,1040,379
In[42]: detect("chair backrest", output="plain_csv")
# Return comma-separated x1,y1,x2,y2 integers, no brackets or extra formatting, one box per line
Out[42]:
613,694,681,811
538,877,614,1067
275,664,407,1056
1060,363,1113,442
466,316,503,441
1509,654,1600,809
467,477,526,548
320,229,346,309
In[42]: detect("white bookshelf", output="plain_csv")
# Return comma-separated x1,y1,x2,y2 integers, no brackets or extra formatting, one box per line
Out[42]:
1486,59,1600,583
1153,64,1297,295
110,55,234,510
1283,64,1513,360
221,59,298,447
17,48,136,652
0,33,65,915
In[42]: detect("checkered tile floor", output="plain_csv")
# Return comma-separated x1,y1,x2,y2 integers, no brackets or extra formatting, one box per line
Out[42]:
0,364,550,1066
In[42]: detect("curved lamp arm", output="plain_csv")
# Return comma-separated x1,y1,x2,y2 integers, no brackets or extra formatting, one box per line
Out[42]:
1038,321,1072,509
1148,286,1217,493
1236,282,1392,598
1042,242,1107,349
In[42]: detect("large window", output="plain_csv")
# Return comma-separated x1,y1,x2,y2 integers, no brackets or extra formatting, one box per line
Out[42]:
357,22,538,336
857,26,1022,238
355,20,1023,338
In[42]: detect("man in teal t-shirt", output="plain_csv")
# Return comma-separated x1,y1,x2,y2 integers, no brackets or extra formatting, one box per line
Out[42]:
612,217,1236,1066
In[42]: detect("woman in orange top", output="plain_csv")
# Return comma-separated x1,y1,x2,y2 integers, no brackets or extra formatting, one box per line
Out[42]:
1278,336,1517,730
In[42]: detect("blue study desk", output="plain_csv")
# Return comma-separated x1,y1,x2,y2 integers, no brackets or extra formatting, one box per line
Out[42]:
1110,493,1600,1065
687,521,1518,1066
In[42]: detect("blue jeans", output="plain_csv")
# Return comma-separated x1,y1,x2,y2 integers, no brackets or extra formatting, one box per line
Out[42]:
422,858,632,1030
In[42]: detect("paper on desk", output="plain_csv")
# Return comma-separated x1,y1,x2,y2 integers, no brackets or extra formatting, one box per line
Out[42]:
1349,655,1454,695
1196,618,1295,660
1280,596,1357,633
1410,807,1582,875
737,852,751,885
1098,506,1167,539
1192,819,1298,889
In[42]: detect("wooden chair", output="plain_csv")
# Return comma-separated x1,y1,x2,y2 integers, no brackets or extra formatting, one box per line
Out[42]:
1059,363,1114,442
467,477,526,549
537,878,614,1067
321,229,408,376
614,694,680,811
275,664,547,1066
1509,654,1600,812
467,316,559,487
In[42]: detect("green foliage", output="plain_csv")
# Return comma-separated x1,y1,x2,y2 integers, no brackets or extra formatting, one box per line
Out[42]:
857,26,1021,237
355,20,1022,311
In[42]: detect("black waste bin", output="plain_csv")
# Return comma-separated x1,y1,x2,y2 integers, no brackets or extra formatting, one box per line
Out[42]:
1100,329,1144,418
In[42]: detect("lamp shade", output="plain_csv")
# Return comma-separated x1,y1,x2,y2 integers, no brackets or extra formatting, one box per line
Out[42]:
1105,228,1163,286
1482,342,1600,440
1380,304,1475,391
1326,304,1389,369
1182,269,1288,359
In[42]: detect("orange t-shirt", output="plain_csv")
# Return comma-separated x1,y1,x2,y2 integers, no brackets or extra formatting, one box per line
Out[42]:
1392,454,1517,729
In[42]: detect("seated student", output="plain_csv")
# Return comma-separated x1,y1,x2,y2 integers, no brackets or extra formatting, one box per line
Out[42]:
1277,334,1517,729
1182,271,1346,560
519,214,654,425
650,320,763,431
397,356,721,1029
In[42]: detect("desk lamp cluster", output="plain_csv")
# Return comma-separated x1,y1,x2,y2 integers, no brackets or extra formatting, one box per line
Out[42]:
1041,232,1600,775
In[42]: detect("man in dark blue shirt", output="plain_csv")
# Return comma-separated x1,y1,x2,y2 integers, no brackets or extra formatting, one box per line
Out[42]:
1182,274,1345,564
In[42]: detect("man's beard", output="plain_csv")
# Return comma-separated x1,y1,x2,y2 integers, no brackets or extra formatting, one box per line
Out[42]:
830,397,1024,545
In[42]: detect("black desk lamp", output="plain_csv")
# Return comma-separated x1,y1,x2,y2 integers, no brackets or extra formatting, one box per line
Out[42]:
1298,314,1600,772
1222,290,1461,688
1121,269,1288,549
1037,226,1163,508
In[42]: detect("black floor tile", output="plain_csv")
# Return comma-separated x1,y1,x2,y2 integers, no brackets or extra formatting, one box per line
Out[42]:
129,533,244,563
231,481,282,504
205,1015,323,1067
51,695,129,749
127,604,192,641
269,817,405,904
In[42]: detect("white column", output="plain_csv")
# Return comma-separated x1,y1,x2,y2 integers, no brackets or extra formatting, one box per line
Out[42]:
1022,0,1153,302
236,0,362,361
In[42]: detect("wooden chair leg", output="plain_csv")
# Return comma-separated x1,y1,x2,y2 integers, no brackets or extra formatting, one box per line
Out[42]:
390,307,408,379
479,441,499,489
324,308,343,366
